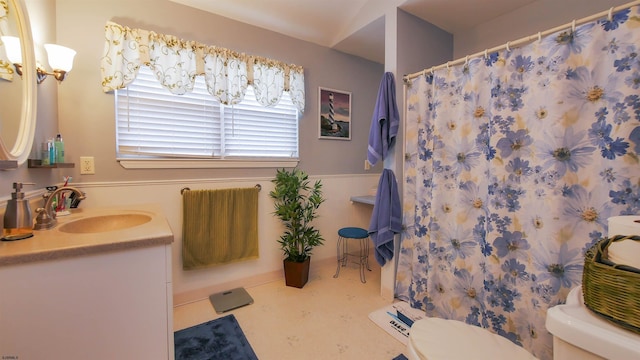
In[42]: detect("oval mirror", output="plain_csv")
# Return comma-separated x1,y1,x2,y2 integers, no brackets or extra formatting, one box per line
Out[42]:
0,0,36,165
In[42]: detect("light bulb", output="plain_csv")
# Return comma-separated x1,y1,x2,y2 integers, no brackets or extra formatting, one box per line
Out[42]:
44,44,76,72
1,36,22,64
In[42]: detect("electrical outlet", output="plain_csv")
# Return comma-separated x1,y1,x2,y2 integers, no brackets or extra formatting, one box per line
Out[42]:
80,156,95,175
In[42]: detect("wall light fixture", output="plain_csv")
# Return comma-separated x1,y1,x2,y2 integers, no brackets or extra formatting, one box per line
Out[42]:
1,35,76,83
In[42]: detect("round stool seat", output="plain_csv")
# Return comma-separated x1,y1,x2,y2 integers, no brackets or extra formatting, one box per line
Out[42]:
407,318,538,360
338,227,369,239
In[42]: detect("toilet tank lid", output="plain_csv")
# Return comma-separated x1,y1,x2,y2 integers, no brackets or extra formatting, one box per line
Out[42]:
409,317,538,360
546,286,640,359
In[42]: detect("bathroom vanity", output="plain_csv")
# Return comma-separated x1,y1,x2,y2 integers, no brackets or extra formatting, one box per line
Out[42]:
0,204,174,360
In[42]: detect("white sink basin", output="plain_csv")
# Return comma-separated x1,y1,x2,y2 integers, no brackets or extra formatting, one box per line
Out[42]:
58,213,153,234
0,204,174,267
546,286,640,359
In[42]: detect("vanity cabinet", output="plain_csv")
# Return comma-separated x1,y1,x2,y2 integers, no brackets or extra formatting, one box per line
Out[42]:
0,244,173,360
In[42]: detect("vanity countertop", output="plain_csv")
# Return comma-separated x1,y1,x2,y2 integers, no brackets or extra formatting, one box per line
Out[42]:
0,203,174,266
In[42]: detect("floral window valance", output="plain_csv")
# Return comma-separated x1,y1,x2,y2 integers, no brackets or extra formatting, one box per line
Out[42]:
100,21,305,113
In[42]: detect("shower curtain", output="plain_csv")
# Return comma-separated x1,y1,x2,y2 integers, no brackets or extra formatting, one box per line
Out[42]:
397,5,640,359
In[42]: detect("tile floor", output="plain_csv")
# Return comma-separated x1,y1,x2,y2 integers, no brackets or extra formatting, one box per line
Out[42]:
173,258,407,359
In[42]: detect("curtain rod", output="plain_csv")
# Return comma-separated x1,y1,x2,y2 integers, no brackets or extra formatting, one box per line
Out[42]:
404,0,640,82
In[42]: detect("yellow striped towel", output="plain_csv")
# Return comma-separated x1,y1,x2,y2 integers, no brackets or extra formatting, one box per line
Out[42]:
182,187,259,270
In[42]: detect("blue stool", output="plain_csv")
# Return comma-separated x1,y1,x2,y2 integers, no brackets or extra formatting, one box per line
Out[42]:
333,227,371,283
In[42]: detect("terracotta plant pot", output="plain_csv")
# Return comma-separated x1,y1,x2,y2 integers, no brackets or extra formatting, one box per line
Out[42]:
283,257,311,288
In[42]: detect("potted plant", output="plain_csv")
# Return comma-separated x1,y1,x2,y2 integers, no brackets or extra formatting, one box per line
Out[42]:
269,167,325,288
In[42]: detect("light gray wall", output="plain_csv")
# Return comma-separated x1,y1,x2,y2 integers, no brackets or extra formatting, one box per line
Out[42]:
3,0,634,299
0,2,387,299
393,9,453,194
54,0,383,182
0,0,58,199
394,6,453,174
454,0,632,58
3,0,629,197
0,0,385,200
397,9,453,79
377,8,453,298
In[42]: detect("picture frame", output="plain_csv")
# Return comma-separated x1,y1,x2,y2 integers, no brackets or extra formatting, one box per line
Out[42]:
318,87,351,140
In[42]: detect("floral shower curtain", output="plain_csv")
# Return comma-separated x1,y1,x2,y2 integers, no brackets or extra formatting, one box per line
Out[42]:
397,5,640,359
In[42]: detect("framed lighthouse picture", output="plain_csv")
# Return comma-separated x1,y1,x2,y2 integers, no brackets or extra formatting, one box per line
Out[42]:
318,87,351,140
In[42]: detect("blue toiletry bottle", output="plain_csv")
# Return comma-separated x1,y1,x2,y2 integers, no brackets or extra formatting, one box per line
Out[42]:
48,138,55,164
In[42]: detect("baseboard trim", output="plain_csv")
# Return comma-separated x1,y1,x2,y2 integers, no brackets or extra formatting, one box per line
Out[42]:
173,270,283,306
173,257,337,306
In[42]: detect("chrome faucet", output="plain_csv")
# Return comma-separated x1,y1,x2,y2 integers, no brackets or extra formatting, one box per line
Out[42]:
34,186,86,230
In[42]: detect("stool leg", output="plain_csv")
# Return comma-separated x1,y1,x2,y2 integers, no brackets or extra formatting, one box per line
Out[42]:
359,238,367,283
365,237,371,271
333,236,343,278
342,238,348,267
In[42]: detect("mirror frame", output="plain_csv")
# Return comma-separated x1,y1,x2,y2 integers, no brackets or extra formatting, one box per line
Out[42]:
0,0,36,165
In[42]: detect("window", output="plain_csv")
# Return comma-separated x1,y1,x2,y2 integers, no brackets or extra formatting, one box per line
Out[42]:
115,66,299,168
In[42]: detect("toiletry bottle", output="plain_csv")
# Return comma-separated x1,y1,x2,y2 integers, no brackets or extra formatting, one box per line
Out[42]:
41,142,50,165
48,138,56,164
54,133,64,163
2,182,34,241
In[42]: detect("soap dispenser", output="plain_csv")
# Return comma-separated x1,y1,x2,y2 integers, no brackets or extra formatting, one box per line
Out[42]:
2,182,34,241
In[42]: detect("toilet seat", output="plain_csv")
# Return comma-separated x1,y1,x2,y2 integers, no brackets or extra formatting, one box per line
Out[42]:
407,317,538,360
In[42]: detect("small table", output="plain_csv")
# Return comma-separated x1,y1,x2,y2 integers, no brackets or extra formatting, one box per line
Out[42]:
350,195,375,205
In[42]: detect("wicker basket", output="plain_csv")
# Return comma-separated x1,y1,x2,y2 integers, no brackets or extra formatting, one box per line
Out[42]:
582,235,640,334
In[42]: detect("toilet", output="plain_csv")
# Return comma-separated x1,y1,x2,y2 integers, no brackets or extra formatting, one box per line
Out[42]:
406,317,538,360
546,285,640,359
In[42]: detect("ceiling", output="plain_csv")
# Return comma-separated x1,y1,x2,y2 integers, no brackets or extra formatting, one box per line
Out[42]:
169,0,538,64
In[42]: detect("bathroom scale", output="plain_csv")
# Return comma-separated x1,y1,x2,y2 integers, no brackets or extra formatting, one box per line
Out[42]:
209,287,254,314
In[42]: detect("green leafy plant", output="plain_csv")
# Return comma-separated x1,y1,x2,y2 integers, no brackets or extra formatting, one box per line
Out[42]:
269,168,325,262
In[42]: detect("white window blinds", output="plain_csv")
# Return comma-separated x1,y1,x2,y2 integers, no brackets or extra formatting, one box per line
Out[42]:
115,66,299,160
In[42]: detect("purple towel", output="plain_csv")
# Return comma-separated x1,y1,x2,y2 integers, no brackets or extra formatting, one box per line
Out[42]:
369,169,402,266
367,72,400,166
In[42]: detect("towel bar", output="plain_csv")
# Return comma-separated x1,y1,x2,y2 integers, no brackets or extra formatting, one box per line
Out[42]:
180,184,261,195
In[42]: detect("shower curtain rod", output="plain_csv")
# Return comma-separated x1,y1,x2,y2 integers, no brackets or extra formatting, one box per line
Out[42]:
404,0,640,82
